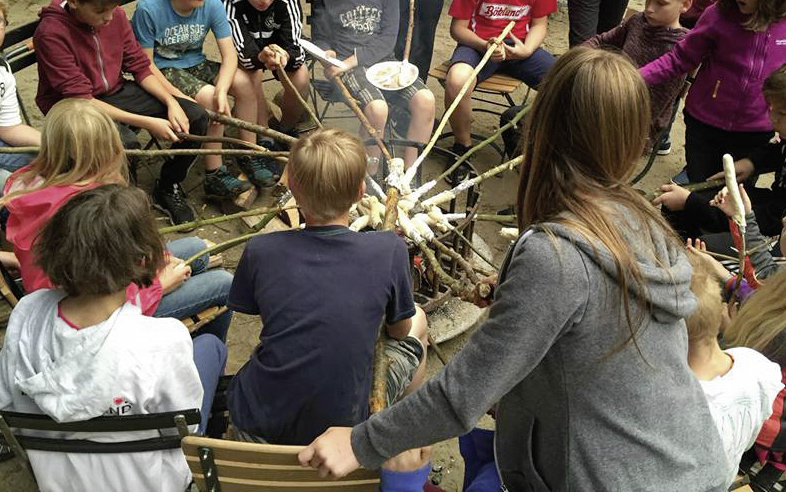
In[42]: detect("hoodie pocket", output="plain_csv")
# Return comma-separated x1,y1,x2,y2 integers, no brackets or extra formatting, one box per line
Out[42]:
497,410,552,492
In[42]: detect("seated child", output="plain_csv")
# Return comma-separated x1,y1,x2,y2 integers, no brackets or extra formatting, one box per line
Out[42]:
446,0,556,162
685,252,783,486
34,0,211,224
585,0,690,154
0,0,40,191
0,184,227,491
310,0,435,171
221,0,310,178
2,99,233,343
724,267,786,487
132,0,262,195
227,129,429,446
655,62,786,240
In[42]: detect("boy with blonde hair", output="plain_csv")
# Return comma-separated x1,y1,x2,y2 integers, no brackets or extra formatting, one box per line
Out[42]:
685,252,783,487
227,128,428,446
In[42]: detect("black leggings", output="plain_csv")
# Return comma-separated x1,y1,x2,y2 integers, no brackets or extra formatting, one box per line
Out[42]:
99,82,209,186
568,0,629,47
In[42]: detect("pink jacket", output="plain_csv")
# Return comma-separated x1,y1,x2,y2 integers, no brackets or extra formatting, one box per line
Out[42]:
4,171,163,315
640,4,786,132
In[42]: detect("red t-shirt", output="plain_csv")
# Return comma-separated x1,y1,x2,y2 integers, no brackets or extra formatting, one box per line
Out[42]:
449,0,557,40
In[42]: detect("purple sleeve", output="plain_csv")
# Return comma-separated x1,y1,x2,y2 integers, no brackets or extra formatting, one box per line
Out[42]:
386,237,416,324
639,8,717,85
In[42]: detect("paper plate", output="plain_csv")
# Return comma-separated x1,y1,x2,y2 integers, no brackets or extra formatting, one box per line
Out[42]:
366,61,419,91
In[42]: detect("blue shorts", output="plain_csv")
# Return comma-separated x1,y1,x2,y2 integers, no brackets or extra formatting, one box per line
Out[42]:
449,43,556,88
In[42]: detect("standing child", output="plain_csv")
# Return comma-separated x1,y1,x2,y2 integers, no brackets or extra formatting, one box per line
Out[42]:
0,184,226,491
221,0,309,184
298,48,728,490
445,0,556,164
310,0,435,171
2,99,234,344
0,0,40,190
684,252,783,487
132,0,258,196
640,0,786,182
34,0,211,224
585,0,691,153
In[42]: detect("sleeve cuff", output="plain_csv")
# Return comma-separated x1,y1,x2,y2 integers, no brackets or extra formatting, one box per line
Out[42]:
380,462,431,491
133,67,154,84
351,422,388,470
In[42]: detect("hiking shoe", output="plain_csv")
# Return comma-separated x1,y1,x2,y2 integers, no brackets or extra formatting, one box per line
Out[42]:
657,140,672,156
447,143,472,186
153,181,195,225
204,165,252,199
237,155,277,188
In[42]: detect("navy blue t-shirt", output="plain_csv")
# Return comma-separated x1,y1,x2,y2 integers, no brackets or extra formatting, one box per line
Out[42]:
227,225,415,445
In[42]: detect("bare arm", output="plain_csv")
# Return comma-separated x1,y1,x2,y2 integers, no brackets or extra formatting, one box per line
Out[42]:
88,96,179,142
214,37,239,116
518,16,548,58
449,17,487,52
141,48,193,101
0,124,41,147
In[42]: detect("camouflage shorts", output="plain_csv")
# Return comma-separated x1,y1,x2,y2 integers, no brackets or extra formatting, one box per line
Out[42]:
161,59,222,99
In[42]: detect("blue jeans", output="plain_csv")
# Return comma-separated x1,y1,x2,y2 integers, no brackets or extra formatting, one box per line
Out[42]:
192,333,228,433
154,237,233,342
0,140,35,174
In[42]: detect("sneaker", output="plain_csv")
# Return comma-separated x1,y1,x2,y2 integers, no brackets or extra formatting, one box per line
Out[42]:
204,165,252,199
153,181,195,225
237,155,277,188
656,141,672,156
447,143,472,186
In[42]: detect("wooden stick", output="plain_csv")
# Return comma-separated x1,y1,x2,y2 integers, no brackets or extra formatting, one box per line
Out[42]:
183,230,263,267
333,76,393,161
431,237,481,285
158,205,295,234
435,104,529,184
277,62,323,130
175,132,275,152
403,21,516,185
0,147,288,159
403,0,415,61
649,179,725,201
421,155,524,209
474,214,517,224
206,110,297,145
251,190,294,231
427,334,449,365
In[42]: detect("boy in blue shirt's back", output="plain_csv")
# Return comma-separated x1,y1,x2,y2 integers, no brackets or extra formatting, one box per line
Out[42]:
227,128,429,447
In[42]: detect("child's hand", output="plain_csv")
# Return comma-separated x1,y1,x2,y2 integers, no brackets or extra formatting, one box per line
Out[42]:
166,101,190,135
214,88,231,117
382,447,430,473
298,427,360,478
652,183,690,210
707,158,755,183
503,33,532,60
260,46,283,71
269,44,290,69
710,184,751,217
686,238,731,282
474,273,498,308
145,117,179,142
488,39,506,62
158,256,191,295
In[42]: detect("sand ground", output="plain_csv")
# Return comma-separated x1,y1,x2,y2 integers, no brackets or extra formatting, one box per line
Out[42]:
0,0,679,489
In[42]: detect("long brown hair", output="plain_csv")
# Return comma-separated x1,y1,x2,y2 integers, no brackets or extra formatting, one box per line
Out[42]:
724,268,786,366
516,47,682,356
717,0,786,31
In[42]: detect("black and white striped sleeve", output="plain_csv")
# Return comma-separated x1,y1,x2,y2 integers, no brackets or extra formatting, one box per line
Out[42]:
223,0,266,71
277,0,305,71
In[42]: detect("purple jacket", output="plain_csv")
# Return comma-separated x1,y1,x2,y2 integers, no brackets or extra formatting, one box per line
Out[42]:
640,4,786,132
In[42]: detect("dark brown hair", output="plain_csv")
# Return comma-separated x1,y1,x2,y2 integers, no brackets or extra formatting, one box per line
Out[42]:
74,0,121,9
717,0,786,31
763,62,786,107
34,185,165,297
516,47,682,359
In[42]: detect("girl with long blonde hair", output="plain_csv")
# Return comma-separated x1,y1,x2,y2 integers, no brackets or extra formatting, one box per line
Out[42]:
2,98,234,344
297,48,727,490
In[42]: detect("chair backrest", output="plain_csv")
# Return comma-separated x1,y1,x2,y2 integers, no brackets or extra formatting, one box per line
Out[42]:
182,435,381,492
0,409,200,461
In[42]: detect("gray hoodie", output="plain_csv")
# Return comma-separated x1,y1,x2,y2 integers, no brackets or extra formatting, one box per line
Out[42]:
351,211,728,491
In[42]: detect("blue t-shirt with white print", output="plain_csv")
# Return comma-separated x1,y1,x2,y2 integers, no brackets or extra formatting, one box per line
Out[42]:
132,0,231,69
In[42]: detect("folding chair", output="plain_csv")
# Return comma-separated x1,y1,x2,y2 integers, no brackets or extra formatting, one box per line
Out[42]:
182,435,381,491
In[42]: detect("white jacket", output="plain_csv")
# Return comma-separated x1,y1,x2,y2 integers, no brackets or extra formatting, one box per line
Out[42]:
0,289,203,492
701,346,785,487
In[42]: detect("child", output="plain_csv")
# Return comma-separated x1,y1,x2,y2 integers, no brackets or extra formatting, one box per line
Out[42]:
310,0,435,170
221,0,309,150
34,0,211,224
640,0,786,183
298,48,728,490
584,0,691,153
445,0,556,164
132,0,256,196
0,0,41,190
724,267,786,486
0,184,227,491
656,62,786,240
685,253,783,487
227,128,429,447
2,99,234,344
